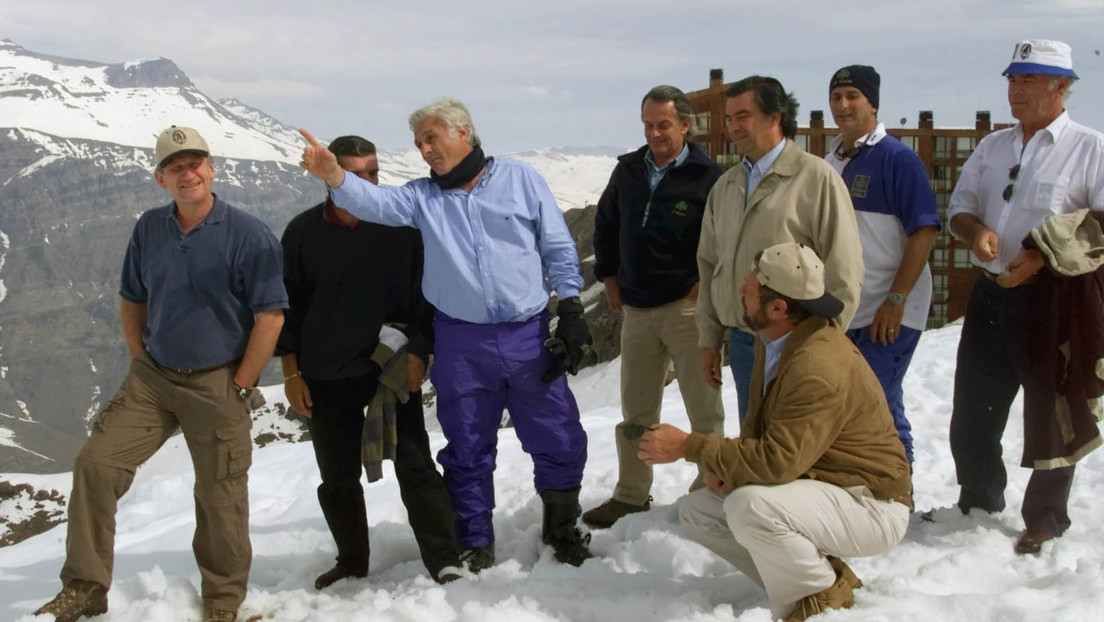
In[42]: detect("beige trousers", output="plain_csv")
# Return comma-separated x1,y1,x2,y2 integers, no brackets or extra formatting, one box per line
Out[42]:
613,298,725,505
60,351,253,612
679,481,909,618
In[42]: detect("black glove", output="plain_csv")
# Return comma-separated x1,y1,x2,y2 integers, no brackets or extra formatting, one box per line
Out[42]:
542,296,592,382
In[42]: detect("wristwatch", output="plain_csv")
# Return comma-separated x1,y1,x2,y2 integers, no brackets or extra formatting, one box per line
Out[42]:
886,292,906,306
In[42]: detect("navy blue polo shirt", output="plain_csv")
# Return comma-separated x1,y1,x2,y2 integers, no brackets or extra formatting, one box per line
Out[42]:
120,195,288,369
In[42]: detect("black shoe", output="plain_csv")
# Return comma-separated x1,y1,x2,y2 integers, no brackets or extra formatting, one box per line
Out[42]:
314,564,367,589
541,486,594,567
544,529,593,566
459,544,495,573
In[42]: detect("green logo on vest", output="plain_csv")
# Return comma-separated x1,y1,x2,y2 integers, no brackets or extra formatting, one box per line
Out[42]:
673,200,689,216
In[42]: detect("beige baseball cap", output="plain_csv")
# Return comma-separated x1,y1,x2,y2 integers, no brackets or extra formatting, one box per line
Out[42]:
154,126,209,169
753,242,844,319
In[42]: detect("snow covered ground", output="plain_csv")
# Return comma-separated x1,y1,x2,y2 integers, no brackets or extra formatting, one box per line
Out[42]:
1,322,1101,621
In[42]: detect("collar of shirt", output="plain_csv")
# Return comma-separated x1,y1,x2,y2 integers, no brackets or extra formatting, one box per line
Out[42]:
163,194,228,231
644,143,690,191
743,138,787,199
761,329,792,394
827,122,887,167
1014,110,1070,148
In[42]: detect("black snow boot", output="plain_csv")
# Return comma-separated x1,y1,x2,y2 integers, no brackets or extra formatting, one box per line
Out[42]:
540,487,593,567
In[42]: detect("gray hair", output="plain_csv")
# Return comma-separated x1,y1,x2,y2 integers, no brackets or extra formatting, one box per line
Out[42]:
641,85,694,121
408,98,481,147
1047,76,1074,102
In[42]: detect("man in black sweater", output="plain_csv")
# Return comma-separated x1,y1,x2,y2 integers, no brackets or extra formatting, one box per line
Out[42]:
277,135,462,588
584,86,726,529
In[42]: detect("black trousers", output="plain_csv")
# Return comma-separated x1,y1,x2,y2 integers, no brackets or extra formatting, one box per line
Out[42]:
949,275,1075,536
305,372,460,575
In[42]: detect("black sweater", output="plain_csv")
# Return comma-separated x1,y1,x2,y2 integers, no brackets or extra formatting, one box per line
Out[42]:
593,142,723,308
276,202,433,380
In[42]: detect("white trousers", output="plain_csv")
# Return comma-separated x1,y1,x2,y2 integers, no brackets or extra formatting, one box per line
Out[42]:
679,480,909,618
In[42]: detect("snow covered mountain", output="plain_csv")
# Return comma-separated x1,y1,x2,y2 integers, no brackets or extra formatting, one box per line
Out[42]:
0,39,620,474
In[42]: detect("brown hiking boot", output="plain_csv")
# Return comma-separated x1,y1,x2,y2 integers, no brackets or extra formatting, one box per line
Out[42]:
826,555,863,589
783,575,854,622
581,497,651,529
202,607,237,622
33,580,108,622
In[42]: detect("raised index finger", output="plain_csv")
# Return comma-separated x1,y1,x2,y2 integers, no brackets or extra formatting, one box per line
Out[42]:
298,128,324,148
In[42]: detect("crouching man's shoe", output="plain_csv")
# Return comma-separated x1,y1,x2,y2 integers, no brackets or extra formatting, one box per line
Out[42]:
314,564,368,589
34,579,108,622
826,555,863,589
202,607,237,622
783,574,855,622
581,496,651,529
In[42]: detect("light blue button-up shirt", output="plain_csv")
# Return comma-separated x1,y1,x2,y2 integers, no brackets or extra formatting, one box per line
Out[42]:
761,331,792,394
743,138,786,201
330,157,583,324
644,144,690,191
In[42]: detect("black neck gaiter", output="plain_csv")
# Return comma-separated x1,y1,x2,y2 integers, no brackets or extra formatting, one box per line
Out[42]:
430,144,487,189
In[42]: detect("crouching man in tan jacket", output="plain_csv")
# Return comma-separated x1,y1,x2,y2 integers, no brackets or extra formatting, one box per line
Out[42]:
639,242,911,622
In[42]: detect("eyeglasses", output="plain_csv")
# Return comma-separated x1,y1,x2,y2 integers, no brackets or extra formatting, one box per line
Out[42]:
1002,164,1021,202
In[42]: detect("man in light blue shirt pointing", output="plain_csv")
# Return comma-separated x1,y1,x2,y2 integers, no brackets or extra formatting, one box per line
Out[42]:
298,98,593,571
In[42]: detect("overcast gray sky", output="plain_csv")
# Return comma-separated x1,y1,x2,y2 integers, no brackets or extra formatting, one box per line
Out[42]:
4,0,1102,152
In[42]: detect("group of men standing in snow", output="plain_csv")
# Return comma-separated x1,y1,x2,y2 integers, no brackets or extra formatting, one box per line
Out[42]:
33,37,1102,622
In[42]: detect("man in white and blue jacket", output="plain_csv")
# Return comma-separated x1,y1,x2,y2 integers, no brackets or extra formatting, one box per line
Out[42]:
825,65,940,465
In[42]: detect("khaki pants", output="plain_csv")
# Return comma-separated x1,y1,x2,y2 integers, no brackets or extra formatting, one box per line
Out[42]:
679,481,909,618
614,298,725,505
60,351,253,612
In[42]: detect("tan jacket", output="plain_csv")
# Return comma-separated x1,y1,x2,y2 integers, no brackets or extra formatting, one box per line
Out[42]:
696,140,864,348
684,317,911,501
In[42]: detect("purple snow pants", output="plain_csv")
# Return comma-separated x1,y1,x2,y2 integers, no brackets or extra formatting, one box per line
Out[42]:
431,311,588,549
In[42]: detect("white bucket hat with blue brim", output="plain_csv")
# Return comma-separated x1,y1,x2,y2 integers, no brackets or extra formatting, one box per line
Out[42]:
1003,39,1079,79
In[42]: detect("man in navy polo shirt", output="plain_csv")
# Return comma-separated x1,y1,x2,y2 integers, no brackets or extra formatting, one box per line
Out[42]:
36,126,287,622
825,65,940,467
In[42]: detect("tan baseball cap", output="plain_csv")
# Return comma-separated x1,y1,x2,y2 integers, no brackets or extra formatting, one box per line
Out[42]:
753,242,844,319
154,126,209,169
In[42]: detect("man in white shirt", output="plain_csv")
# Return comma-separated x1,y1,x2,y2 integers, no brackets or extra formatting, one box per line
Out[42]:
936,39,1104,555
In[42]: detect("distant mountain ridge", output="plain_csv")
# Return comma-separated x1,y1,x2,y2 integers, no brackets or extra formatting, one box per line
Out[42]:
0,38,620,474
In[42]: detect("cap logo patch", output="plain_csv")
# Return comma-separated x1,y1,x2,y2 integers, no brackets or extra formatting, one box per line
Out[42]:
172,129,187,145
1019,43,1032,60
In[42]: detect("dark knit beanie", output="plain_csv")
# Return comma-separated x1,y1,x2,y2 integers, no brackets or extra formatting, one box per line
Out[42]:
830,65,880,110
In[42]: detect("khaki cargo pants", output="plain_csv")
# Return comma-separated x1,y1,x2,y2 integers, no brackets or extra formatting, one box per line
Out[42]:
60,350,253,612
614,297,725,505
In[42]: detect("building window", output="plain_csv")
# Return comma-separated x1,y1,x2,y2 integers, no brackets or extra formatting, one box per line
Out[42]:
932,166,952,192
935,192,950,220
953,248,972,268
956,136,976,159
694,112,711,133
931,248,949,269
794,135,809,151
898,135,919,153
934,136,951,160
931,273,949,302
928,303,948,328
